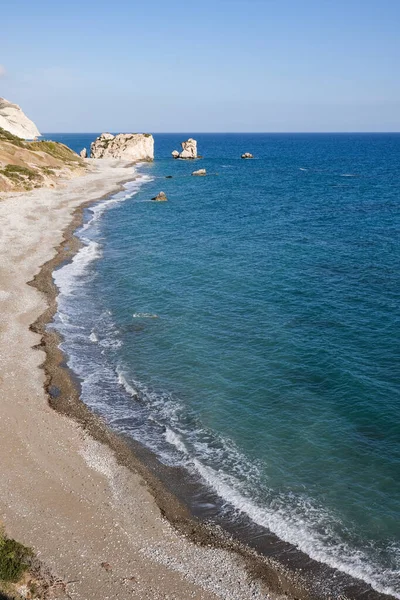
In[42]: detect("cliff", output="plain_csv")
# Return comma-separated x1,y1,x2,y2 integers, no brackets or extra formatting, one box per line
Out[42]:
0,128,85,193
91,132,154,161
0,97,41,140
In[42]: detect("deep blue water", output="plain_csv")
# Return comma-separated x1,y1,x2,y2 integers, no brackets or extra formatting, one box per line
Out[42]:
48,133,400,596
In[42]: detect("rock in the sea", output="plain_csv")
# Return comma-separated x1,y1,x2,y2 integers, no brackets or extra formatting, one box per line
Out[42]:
241,152,254,159
90,132,154,161
80,148,88,158
172,138,198,159
152,191,167,202
192,169,206,176
0,97,41,140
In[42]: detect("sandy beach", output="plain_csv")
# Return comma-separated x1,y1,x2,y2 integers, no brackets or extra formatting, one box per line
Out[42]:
0,160,279,600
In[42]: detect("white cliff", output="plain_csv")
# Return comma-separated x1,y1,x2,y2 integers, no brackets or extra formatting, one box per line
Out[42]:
172,138,198,159
0,97,40,140
91,132,154,161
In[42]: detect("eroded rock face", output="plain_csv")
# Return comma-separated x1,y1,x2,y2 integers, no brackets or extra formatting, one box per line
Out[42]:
192,169,206,176
241,152,254,159
80,148,88,158
91,133,154,161
172,138,198,159
0,97,41,140
152,191,167,202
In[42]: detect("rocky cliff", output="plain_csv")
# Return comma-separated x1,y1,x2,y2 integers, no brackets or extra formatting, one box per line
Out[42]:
0,97,40,140
90,133,154,161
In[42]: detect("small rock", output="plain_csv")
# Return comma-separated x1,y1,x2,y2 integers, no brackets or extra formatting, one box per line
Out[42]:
241,152,254,159
172,150,179,158
101,562,112,572
80,147,88,158
192,169,206,176
152,191,168,202
165,175,173,178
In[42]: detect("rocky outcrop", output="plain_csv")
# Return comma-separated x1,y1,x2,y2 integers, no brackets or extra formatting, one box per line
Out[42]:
80,148,87,158
172,138,198,159
152,191,167,202
241,153,254,159
91,133,154,161
0,97,40,140
192,169,206,176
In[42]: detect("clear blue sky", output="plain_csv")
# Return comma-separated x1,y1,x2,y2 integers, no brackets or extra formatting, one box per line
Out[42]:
1,0,399,132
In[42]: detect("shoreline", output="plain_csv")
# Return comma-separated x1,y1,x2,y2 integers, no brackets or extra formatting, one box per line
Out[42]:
0,160,395,599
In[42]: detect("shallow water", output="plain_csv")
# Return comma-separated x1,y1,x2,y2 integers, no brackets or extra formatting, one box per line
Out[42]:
49,133,400,597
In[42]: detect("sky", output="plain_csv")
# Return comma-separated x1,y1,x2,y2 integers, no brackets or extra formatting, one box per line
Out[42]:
1,0,399,132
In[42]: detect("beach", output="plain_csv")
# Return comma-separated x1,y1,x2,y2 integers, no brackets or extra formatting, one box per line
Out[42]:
0,159,280,600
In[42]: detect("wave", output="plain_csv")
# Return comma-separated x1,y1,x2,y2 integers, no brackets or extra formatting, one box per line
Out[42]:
111,367,400,597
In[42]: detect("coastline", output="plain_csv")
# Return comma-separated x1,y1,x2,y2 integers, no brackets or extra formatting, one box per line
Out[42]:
0,159,395,600
0,160,278,600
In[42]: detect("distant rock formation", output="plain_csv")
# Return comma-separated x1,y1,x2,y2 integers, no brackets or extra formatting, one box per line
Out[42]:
0,97,40,140
80,148,87,158
241,153,254,159
192,169,206,176
91,133,154,161
152,191,167,202
172,138,198,159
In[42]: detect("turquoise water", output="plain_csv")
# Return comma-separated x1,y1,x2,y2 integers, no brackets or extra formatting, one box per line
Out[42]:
49,134,400,596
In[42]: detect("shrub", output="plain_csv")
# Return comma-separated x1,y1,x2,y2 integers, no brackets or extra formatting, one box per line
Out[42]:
0,127,26,147
0,535,33,582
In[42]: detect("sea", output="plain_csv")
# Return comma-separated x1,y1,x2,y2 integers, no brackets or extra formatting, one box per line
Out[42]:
46,133,400,597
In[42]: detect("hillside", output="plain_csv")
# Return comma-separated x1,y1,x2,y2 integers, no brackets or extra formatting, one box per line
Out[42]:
0,128,86,192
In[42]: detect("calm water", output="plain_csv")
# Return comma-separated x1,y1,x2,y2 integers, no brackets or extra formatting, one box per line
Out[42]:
48,133,400,597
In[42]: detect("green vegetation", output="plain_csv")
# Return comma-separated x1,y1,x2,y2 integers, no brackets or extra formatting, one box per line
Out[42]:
30,140,81,163
0,164,41,188
0,534,33,583
0,128,26,148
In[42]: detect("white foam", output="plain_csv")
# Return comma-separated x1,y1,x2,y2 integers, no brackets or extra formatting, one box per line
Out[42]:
54,240,102,296
117,366,139,398
191,460,400,598
165,427,189,455
132,312,159,319
81,174,154,231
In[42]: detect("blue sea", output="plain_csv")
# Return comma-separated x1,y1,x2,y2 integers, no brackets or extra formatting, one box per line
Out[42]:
48,133,400,597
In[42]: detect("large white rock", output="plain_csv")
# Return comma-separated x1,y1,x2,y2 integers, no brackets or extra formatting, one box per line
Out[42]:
0,97,40,140
90,132,154,161
172,138,198,159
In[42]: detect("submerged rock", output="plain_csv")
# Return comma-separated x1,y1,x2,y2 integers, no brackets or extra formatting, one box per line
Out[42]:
241,152,254,159
80,147,88,158
192,169,206,176
152,191,167,202
0,97,41,140
90,132,154,161
172,138,198,159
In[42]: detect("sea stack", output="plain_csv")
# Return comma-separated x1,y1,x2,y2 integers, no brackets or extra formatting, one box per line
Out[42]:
90,132,154,161
0,97,41,140
241,152,254,159
80,148,88,158
172,138,198,159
